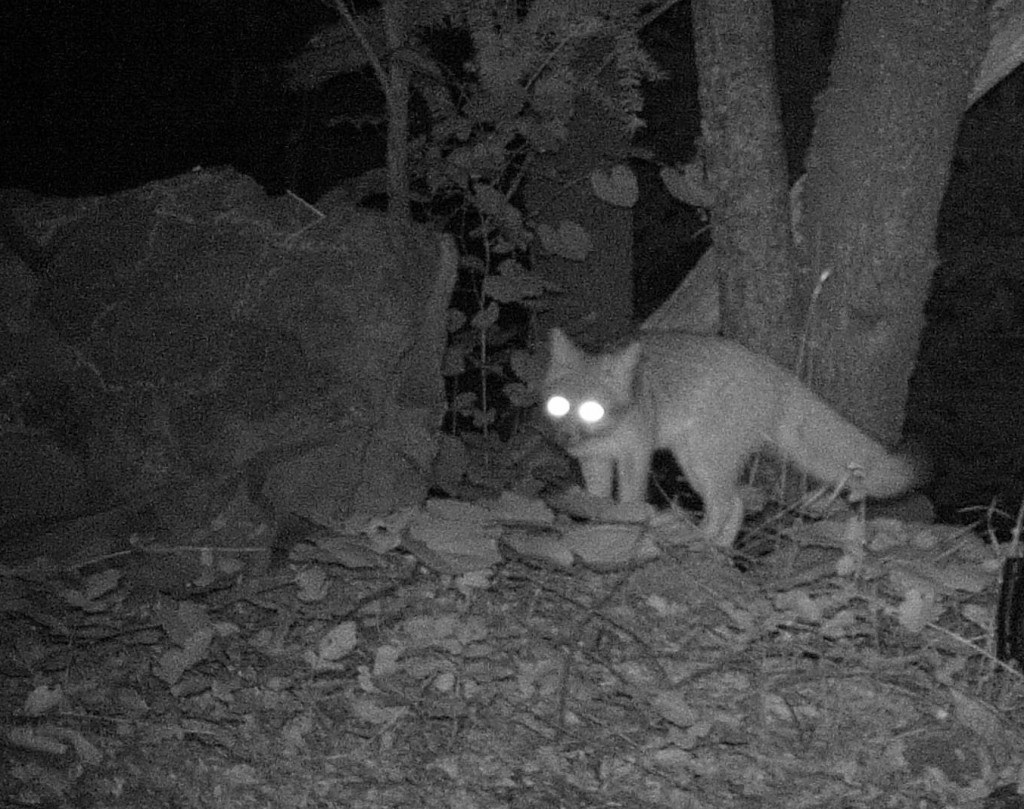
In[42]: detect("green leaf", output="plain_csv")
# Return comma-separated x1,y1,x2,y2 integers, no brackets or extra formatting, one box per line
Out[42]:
590,164,639,208
452,391,478,414
471,301,500,331
536,220,592,261
471,408,496,429
446,308,467,332
483,262,549,303
503,382,534,408
442,345,468,377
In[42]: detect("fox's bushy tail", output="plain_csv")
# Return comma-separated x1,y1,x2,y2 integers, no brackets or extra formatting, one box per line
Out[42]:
774,384,920,497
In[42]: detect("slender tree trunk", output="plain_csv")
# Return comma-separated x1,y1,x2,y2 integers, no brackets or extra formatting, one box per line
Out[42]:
528,85,633,346
795,0,987,444
691,0,795,363
383,0,411,245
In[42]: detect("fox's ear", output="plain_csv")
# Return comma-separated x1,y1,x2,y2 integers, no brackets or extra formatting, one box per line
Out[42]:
549,328,580,366
605,341,642,383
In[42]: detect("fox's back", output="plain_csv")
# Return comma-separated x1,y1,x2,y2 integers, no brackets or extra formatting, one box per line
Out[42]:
635,332,793,456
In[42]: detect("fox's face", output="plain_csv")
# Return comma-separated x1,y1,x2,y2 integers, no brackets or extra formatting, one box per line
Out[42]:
544,387,611,443
543,329,641,445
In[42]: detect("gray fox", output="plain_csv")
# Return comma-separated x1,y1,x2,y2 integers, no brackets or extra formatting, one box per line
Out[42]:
543,328,919,548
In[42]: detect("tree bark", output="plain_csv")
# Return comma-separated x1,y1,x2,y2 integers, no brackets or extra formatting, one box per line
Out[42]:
795,0,987,444
691,0,795,363
528,86,633,346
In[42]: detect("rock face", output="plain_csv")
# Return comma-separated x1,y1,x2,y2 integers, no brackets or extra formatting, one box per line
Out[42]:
0,170,456,561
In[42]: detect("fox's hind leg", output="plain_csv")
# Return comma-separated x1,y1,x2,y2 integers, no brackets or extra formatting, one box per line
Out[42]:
674,448,745,548
700,486,744,548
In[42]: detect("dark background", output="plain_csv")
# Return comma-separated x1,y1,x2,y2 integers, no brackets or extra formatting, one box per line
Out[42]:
2,0,1024,532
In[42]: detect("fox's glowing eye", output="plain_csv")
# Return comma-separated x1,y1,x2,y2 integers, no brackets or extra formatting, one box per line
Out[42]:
578,400,605,424
546,396,571,418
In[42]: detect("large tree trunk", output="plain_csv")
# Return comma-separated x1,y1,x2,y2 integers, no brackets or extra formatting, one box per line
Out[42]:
794,0,987,444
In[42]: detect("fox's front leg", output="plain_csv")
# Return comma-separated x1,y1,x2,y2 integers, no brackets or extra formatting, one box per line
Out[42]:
613,450,651,503
577,456,614,499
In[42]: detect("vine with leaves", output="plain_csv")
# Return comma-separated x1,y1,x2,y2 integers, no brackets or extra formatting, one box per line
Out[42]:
288,0,665,434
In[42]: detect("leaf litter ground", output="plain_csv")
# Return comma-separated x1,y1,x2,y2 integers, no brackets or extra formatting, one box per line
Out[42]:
3,486,1024,808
